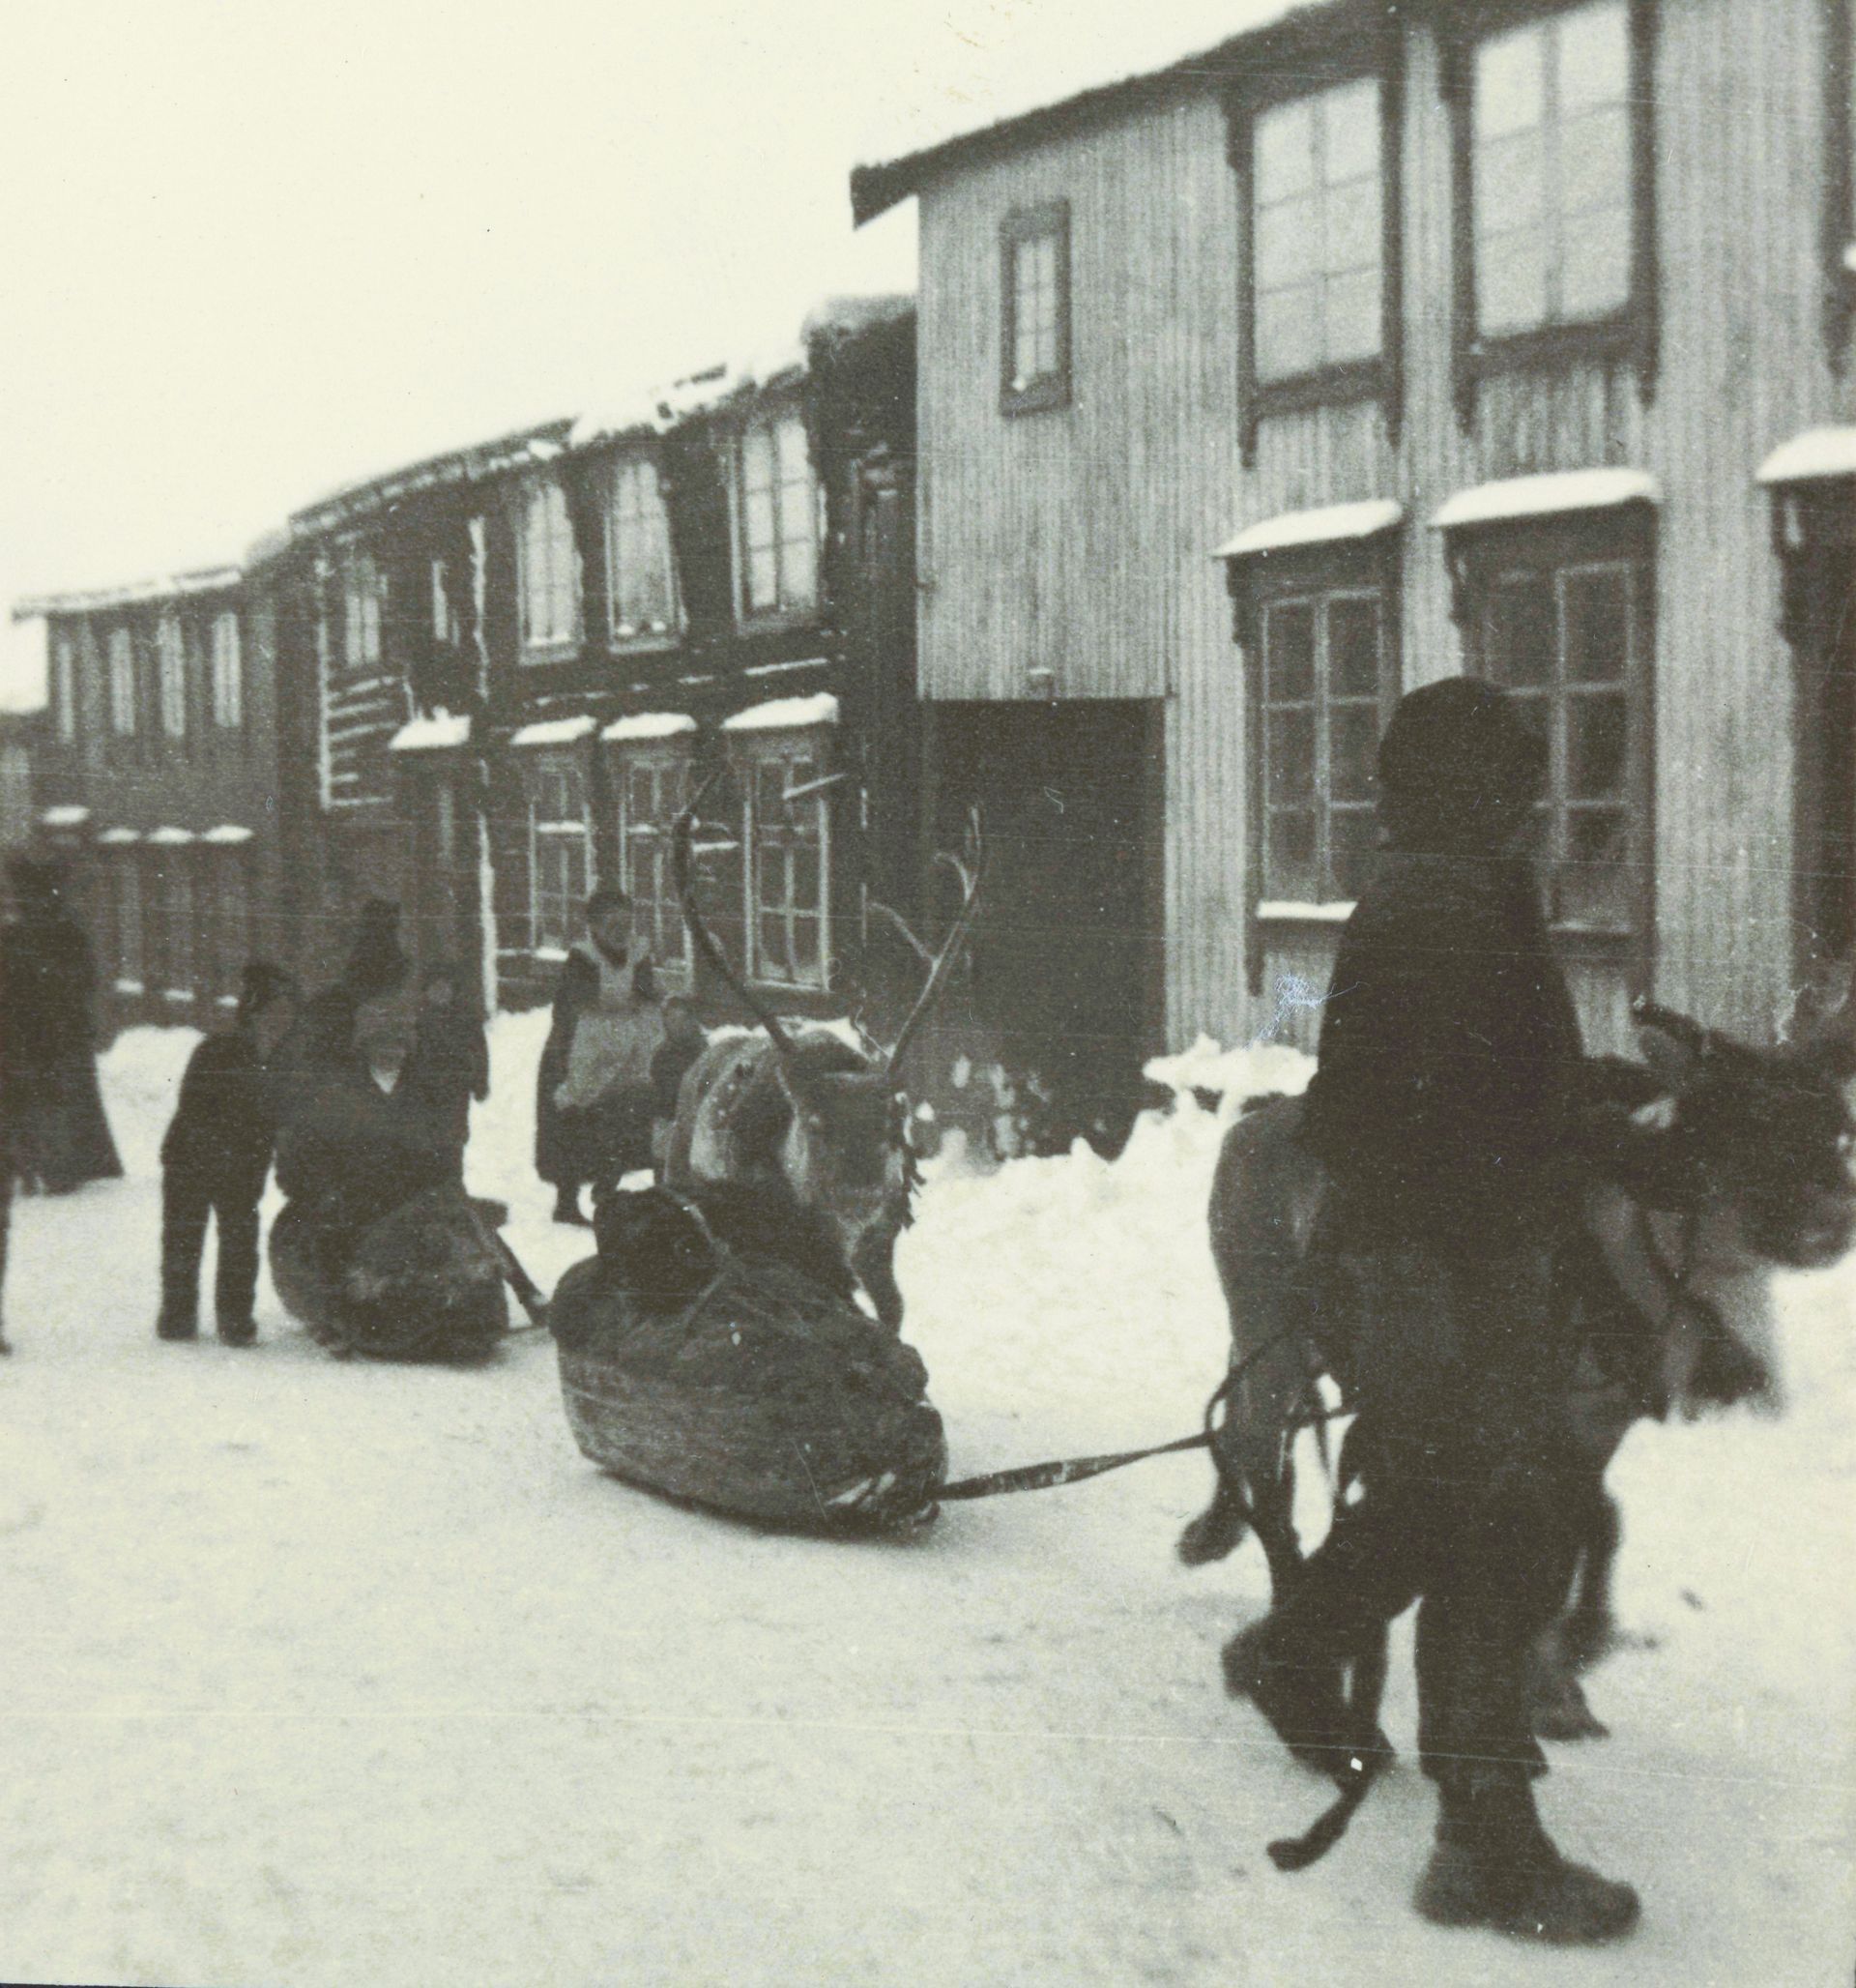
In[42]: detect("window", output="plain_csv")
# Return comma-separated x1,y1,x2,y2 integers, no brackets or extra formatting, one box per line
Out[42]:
52,637,76,744
155,615,188,740
340,547,384,671
742,746,828,989
1000,202,1072,414
1470,0,1633,338
211,611,243,728
111,861,144,992
520,479,580,650
430,557,460,645
740,413,818,617
528,754,591,953
159,864,196,1001
618,753,694,971
211,859,249,1004
1253,79,1384,384
1471,539,1648,932
108,629,137,736
608,454,678,641
1258,589,1388,904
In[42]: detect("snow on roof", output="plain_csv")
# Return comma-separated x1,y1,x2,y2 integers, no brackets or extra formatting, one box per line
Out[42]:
201,824,255,844
1432,468,1661,532
1215,499,1404,561
390,711,474,753
601,712,698,744
852,0,1320,222
508,714,598,749
147,826,196,845
1756,427,1856,487
40,804,91,828
13,566,243,622
97,827,142,845
721,692,841,735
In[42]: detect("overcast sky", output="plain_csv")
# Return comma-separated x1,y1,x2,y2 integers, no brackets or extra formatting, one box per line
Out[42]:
0,0,1096,708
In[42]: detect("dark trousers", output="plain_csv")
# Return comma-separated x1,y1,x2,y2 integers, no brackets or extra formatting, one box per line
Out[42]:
1280,1241,1580,1785
161,1168,262,1327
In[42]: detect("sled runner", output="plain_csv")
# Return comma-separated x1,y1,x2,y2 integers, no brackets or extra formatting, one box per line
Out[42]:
549,1185,945,1531
269,1184,509,1361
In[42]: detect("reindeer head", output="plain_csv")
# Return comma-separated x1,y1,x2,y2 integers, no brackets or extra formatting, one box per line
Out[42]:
772,1044,911,1237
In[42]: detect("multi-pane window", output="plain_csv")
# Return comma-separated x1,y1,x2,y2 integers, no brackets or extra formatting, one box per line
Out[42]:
740,414,818,617
1472,0,1632,337
609,455,678,640
52,637,76,743
1260,590,1386,903
1254,78,1383,382
1478,551,1644,930
212,860,249,1003
111,860,144,991
529,755,591,952
160,865,196,1000
156,616,188,739
1000,203,1071,412
743,747,828,989
108,629,137,736
521,479,580,649
429,557,460,644
211,611,243,728
619,754,694,969
341,548,384,671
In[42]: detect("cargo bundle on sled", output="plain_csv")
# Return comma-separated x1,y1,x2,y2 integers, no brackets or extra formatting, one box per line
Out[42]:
269,1184,509,1361
549,1185,945,1531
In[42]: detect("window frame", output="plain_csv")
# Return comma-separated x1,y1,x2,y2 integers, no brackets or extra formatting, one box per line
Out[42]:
210,854,250,1006
1451,507,1657,954
612,746,697,977
526,750,592,957
735,731,833,993
606,449,681,649
337,543,385,675
1444,0,1659,424
107,627,138,738
52,634,77,744
156,857,197,1005
1229,36,1406,465
999,200,1074,417
518,476,582,658
157,612,188,741
735,408,821,624
211,609,244,729
110,855,145,995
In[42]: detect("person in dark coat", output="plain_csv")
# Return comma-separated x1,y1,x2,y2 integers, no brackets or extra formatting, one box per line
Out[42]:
403,960,489,1184
278,896,411,1105
1224,680,1640,1945
536,883,663,1225
157,963,299,1345
0,856,122,1194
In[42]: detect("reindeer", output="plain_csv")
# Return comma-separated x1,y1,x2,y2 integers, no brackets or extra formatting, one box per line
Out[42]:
660,796,981,1330
1178,999,1856,1739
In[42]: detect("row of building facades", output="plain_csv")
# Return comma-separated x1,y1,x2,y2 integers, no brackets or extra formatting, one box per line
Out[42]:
14,0,1856,1141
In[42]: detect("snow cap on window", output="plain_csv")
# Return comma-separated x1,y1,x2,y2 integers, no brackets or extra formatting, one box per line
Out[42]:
721,692,840,735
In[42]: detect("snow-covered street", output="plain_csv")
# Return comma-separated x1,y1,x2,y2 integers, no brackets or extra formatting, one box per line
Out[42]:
0,1020,1851,1987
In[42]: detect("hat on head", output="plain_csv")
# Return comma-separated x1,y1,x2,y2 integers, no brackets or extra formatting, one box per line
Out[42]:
236,960,297,1024
586,880,632,917
1377,678,1545,851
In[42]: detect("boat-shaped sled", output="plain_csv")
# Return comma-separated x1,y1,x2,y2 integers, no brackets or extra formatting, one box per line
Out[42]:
549,1186,945,1531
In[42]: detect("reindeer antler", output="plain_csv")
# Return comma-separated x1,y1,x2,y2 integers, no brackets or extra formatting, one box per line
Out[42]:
887,808,985,1075
1632,998,1713,1058
673,774,800,1059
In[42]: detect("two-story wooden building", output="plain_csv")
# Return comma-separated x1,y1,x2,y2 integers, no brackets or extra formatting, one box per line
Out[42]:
855,0,1856,1093
11,567,292,1029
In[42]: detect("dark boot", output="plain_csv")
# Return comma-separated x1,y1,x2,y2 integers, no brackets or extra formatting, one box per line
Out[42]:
1223,1617,1355,1773
1416,1770,1638,1944
156,1307,198,1341
217,1315,258,1347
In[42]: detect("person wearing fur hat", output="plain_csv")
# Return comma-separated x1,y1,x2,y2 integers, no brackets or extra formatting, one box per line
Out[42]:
157,962,300,1345
1224,679,1641,1944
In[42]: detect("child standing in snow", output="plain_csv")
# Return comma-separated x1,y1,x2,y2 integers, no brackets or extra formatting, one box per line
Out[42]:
157,963,299,1346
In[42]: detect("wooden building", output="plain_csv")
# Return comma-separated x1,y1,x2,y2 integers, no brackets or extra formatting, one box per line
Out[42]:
0,710,44,854
10,569,292,1028
855,0,1856,1078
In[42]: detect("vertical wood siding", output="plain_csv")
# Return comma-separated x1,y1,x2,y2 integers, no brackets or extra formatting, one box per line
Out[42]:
916,0,1848,1054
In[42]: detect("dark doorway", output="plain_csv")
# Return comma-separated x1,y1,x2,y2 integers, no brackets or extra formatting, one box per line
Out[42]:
924,700,1165,1156
1790,491,1856,1000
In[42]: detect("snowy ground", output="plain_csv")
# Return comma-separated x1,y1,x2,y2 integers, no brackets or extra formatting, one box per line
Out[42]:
0,1018,1851,1988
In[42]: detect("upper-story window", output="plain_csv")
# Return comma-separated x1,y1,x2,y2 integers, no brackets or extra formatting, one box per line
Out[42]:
157,615,188,739
108,629,137,736
740,412,818,618
340,547,384,672
1471,0,1633,338
211,611,243,728
1000,201,1072,415
52,636,76,744
520,479,580,652
608,454,678,643
429,557,461,645
1254,80,1384,384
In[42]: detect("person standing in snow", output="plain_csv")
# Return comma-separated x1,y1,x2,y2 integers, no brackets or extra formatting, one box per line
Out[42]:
1224,679,1640,1944
536,883,664,1225
648,993,707,1170
156,963,299,1345
0,856,122,1195
403,960,489,1185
